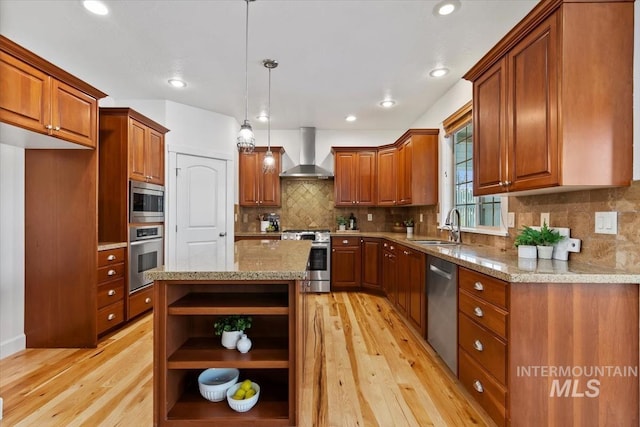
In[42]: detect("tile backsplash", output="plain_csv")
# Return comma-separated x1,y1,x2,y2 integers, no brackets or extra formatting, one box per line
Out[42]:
237,179,640,273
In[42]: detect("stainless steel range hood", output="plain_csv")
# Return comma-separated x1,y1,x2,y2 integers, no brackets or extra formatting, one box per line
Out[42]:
280,127,333,179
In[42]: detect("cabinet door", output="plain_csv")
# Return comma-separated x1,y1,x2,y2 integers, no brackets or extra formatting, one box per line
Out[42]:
396,246,410,315
356,151,377,206
260,151,281,206
147,128,164,185
331,240,361,289
398,139,412,204
382,248,397,302
361,238,381,290
407,249,426,336
473,59,507,196
129,119,147,182
507,14,558,192
334,151,357,206
0,51,50,134
377,147,397,206
51,79,97,148
239,152,261,206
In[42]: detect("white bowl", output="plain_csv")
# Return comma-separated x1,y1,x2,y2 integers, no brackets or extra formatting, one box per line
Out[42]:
198,368,239,402
226,381,260,412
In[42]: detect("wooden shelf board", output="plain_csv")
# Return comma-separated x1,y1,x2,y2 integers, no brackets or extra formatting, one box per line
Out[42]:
168,293,289,315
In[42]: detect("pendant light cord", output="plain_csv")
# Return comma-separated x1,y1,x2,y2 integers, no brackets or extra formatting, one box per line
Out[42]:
244,0,250,123
267,66,271,150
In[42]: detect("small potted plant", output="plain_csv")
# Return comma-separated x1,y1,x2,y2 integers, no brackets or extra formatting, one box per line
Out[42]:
514,226,540,259
214,315,252,349
536,222,563,259
336,216,348,231
403,219,414,237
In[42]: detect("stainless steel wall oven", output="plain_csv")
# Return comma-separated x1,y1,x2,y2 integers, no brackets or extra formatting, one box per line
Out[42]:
129,224,163,293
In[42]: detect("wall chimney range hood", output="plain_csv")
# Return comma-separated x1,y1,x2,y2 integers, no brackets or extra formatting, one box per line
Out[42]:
280,127,333,179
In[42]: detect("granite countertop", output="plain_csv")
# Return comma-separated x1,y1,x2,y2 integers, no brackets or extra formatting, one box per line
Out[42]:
98,241,128,251
145,239,311,281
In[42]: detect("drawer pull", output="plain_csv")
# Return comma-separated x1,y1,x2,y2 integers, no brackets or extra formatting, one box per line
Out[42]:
473,380,484,393
107,254,117,261
145,297,152,304
107,269,117,276
389,246,394,250
342,240,349,244
107,313,116,321
107,289,116,296
473,306,484,318
473,339,484,352
473,281,484,291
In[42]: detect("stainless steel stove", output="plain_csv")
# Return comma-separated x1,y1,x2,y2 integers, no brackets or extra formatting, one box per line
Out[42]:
281,229,331,292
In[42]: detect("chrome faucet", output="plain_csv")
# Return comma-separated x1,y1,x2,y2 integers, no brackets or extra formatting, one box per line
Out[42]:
445,208,462,244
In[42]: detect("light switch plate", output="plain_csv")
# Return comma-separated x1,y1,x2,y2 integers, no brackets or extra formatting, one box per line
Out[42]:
507,212,515,228
419,213,424,222
367,213,373,221
540,212,550,226
595,211,617,234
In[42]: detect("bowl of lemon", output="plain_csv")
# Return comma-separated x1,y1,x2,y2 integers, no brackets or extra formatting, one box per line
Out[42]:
226,379,260,412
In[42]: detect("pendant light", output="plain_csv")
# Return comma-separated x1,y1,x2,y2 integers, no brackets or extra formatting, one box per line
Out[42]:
237,0,256,153
262,59,278,173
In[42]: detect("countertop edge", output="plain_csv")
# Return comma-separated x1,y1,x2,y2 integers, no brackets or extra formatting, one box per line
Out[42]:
98,241,128,251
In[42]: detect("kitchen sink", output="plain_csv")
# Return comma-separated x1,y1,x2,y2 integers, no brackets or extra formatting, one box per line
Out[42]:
410,240,459,246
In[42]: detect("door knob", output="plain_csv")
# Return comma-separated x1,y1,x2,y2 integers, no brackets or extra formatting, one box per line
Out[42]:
219,232,227,237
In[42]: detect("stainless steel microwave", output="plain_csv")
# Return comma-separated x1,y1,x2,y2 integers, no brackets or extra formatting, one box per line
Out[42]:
130,181,164,223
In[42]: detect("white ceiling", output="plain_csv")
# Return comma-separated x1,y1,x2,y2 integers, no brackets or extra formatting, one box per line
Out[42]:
0,0,538,130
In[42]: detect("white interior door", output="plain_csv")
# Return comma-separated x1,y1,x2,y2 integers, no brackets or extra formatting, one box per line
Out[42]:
176,153,227,269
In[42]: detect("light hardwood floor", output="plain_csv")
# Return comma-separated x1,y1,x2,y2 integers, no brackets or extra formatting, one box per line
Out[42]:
0,292,494,426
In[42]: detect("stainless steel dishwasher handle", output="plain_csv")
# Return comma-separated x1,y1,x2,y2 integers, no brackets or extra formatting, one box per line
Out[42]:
429,264,452,280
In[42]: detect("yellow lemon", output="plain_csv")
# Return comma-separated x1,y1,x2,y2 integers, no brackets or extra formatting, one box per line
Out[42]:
233,388,246,399
240,379,252,391
245,388,256,399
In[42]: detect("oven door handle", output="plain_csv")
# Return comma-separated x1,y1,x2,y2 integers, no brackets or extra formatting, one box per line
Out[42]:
130,238,163,246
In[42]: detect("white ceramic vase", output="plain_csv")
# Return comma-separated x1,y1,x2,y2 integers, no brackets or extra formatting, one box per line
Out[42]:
339,224,346,231
406,226,414,237
236,334,252,353
517,245,537,259
221,330,242,349
537,245,554,260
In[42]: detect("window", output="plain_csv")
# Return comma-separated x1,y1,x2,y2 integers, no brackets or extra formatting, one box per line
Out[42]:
442,102,507,235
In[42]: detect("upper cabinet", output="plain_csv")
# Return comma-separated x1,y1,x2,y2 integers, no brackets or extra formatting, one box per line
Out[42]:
239,147,284,207
332,149,377,207
0,35,106,148
376,146,398,206
464,0,633,196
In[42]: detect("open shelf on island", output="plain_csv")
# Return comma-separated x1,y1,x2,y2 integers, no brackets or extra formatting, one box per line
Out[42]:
169,293,290,315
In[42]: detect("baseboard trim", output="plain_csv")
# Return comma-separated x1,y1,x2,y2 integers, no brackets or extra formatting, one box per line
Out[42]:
0,333,26,359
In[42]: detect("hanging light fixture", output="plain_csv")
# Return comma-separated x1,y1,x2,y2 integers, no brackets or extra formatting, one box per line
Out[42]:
237,0,256,153
262,59,278,173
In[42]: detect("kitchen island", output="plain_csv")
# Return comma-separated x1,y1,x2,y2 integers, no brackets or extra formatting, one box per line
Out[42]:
147,239,311,427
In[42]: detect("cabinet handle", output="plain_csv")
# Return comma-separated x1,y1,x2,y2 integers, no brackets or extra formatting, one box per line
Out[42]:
390,246,394,250
145,297,152,304
404,250,409,255
54,126,60,131
255,201,259,204
504,180,512,186
107,254,117,261
107,269,117,276
473,380,484,393
107,313,116,321
473,307,484,317
45,124,53,130
342,240,349,244
383,243,388,247
108,289,116,296
473,339,484,352
473,281,484,291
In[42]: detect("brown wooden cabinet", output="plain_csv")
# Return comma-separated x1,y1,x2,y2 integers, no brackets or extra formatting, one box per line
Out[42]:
332,149,376,207
397,244,425,335
361,238,381,291
128,118,165,184
381,241,398,303
239,147,284,207
154,279,299,426
0,36,105,148
129,285,153,319
97,247,126,335
331,236,361,290
376,147,398,206
396,130,439,206
465,0,633,196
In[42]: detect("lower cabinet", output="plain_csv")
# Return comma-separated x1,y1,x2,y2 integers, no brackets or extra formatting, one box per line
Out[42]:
331,237,361,290
97,247,126,335
381,241,398,303
361,238,382,291
129,285,154,319
397,244,426,336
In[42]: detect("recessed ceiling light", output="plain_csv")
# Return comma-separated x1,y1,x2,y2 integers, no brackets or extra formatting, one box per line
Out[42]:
168,79,187,88
257,113,269,122
345,115,357,122
429,68,449,78
83,0,109,15
433,0,460,16
379,99,396,108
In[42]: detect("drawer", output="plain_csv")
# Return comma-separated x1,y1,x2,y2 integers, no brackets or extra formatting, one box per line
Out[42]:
332,236,360,247
459,289,508,340
97,279,125,309
98,248,126,267
459,267,507,310
459,312,507,384
129,286,153,319
97,263,125,283
459,348,506,427
97,300,125,335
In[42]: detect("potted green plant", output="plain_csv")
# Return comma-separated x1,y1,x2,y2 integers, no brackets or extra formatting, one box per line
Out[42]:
336,216,348,231
403,219,414,237
536,222,563,259
214,315,252,349
514,226,540,259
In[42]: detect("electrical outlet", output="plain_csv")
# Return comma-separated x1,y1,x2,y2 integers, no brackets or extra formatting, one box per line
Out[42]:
367,213,373,221
507,212,515,228
419,213,424,223
540,212,550,226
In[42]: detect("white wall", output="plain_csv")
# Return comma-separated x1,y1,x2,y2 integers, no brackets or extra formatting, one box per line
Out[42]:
634,2,640,180
0,143,25,358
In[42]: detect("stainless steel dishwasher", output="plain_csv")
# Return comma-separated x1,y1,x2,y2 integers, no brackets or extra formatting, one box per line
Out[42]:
427,255,458,375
